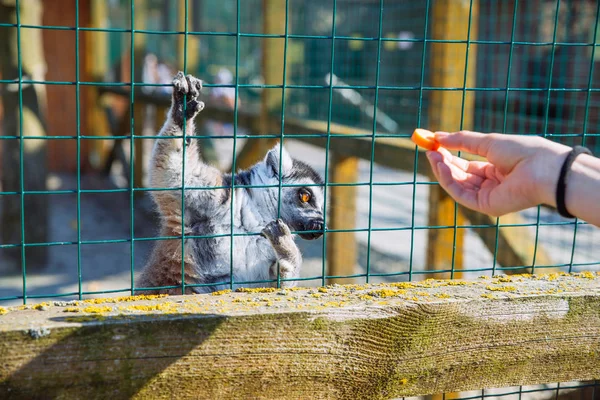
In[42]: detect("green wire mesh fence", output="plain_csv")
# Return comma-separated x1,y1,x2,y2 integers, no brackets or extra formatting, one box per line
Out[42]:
1,0,600,398
0,0,599,300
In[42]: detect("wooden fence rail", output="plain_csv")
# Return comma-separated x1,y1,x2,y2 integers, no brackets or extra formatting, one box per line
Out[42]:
1,273,598,399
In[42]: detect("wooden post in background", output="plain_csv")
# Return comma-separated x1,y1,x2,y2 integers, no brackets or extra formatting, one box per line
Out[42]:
231,0,286,171
0,0,49,272
327,154,359,285
86,0,110,170
132,3,147,190
259,0,286,154
425,0,479,280
178,0,187,71
178,0,199,72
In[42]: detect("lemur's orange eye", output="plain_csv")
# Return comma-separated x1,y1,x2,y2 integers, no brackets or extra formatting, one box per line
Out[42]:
299,190,311,203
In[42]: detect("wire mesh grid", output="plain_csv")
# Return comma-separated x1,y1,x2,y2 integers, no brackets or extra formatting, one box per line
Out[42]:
420,381,600,400
0,0,599,397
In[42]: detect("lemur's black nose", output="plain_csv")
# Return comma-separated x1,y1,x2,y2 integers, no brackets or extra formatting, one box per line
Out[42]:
312,219,325,231
310,219,325,238
298,218,325,240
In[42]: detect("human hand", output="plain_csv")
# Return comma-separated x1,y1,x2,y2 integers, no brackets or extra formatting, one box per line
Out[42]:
425,130,571,217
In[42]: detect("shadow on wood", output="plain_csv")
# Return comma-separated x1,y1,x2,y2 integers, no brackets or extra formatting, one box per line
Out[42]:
0,312,224,399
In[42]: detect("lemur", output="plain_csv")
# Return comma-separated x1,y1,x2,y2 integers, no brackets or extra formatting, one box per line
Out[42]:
137,72,325,295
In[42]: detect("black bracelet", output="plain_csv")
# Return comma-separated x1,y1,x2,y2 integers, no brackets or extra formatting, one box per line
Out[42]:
556,145,592,218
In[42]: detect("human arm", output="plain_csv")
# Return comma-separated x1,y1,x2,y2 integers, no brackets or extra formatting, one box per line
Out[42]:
560,151,600,225
424,130,600,227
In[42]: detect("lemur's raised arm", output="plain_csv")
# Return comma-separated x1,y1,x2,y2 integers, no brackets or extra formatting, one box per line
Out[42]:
149,72,226,230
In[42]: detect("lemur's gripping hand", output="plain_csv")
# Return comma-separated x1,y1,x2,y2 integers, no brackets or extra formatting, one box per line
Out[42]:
261,219,302,287
261,219,293,246
171,71,205,128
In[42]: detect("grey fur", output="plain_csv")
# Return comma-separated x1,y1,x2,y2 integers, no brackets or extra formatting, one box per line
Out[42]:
137,72,325,295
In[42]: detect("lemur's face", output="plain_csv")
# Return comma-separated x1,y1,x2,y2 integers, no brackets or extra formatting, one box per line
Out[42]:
264,145,325,240
280,182,325,240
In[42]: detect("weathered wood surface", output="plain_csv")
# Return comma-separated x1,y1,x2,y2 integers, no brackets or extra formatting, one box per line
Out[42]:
1,273,599,400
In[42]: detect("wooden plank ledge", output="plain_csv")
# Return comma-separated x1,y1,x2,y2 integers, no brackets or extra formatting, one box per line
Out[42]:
1,272,599,399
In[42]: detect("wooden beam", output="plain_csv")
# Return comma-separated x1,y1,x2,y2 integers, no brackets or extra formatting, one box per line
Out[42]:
426,188,465,279
0,0,48,272
1,273,599,399
460,208,554,271
87,0,108,86
86,0,110,170
425,0,480,279
132,4,147,191
178,0,186,71
177,0,199,72
133,101,147,189
428,0,479,132
327,153,359,285
233,0,289,170
262,0,286,114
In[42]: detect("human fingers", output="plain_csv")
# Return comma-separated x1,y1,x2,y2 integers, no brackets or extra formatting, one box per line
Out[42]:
446,161,485,189
437,147,469,170
425,149,444,172
434,161,480,211
437,147,491,178
427,151,482,195
434,130,494,158
429,150,486,186
435,131,555,177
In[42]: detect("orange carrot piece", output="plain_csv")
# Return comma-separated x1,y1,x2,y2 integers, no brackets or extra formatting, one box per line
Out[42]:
411,128,440,151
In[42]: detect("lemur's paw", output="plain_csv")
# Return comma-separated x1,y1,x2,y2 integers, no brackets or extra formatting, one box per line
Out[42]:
186,74,203,99
261,219,292,245
171,72,205,125
280,280,298,290
278,262,295,275
172,71,189,94
187,99,205,116
173,72,203,98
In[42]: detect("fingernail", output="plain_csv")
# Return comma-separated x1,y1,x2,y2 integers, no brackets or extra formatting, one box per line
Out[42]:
435,131,450,139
